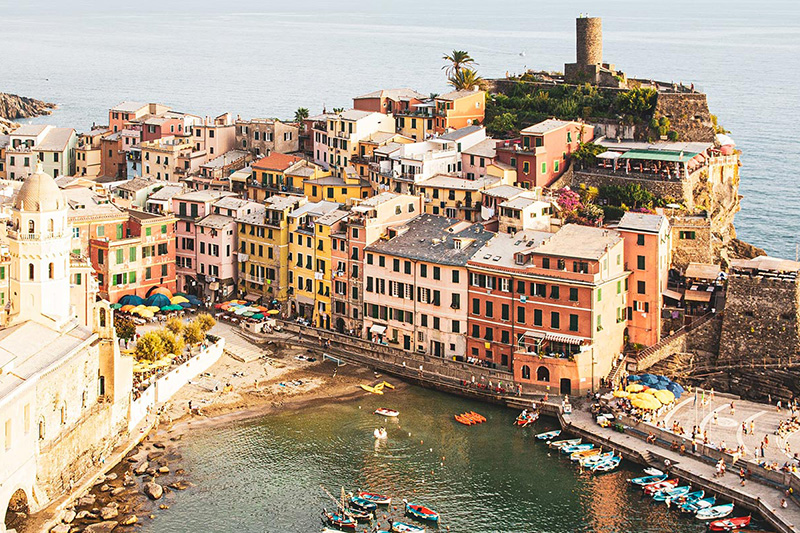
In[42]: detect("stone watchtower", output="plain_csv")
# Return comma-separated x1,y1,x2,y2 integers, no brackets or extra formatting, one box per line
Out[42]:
564,16,626,87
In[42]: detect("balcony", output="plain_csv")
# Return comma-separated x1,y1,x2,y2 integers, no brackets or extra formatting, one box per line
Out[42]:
7,229,69,241
243,274,265,284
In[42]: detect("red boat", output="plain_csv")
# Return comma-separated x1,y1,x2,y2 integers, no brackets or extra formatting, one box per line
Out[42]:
708,516,751,532
643,478,678,496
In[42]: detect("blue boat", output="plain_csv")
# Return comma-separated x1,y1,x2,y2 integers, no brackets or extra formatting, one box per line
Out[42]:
628,474,667,486
391,522,426,533
681,495,715,514
674,490,704,506
561,443,593,454
350,496,377,512
592,455,621,473
536,430,561,440
653,485,690,502
404,501,439,522
696,503,734,520
580,452,614,467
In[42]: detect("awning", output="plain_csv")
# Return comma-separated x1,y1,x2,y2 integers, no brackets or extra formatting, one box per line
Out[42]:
619,149,699,163
685,262,721,281
597,151,622,159
662,289,683,301
244,293,261,302
546,332,587,345
369,324,387,335
685,289,712,303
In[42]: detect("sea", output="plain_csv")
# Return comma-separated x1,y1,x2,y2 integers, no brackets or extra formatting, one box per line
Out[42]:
135,386,763,533
1,0,798,257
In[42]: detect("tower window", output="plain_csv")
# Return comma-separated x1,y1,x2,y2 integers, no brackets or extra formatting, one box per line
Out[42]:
48,263,54,279
28,264,34,280
28,220,35,234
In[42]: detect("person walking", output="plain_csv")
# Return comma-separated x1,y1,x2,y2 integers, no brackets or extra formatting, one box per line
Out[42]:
749,420,755,435
730,401,735,415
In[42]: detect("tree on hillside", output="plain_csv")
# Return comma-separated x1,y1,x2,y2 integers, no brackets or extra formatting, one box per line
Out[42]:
114,314,136,341
135,331,165,361
442,50,477,78
449,68,485,91
487,112,518,137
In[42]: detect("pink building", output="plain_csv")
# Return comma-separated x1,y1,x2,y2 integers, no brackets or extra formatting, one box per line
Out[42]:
363,214,492,356
189,113,236,161
496,119,593,188
461,138,498,180
617,212,671,347
308,113,336,169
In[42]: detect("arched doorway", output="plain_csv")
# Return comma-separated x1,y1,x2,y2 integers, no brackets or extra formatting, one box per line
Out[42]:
335,317,345,334
5,488,29,531
521,365,531,380
536,366,550,382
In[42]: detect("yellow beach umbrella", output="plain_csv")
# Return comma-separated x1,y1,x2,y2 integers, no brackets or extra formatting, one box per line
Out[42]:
138,309,155,318
654,389,675,404
146,306,161,313
171,296,189,304
612,390,629,398
626,383,644,393
643,388,658,395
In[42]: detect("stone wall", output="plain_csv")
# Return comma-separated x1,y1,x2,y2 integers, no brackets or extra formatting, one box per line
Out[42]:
635,314,721,373
572,168,691,205
653,92,716,142
718,274,800,365
669,214,714,270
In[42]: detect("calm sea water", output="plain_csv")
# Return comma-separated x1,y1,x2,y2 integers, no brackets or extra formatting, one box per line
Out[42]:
1,1,798,257
137,386,747,533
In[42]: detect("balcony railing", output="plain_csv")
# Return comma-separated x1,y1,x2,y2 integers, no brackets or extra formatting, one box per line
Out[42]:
7,229,69,241
243,274,265,284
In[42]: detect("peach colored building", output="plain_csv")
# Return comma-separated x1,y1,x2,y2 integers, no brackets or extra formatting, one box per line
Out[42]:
466,225,628,395
189,113,236,160
75,128,112,178
363,214,493,356
617,212,671,347
353,88,426,115
108,102,170,133
496,119,593,188
433,90,485,134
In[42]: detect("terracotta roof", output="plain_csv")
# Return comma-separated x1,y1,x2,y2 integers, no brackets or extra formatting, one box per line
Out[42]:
252,153,303,172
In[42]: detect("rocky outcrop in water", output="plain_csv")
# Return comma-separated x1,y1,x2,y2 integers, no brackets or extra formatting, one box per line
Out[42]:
0,92,56,120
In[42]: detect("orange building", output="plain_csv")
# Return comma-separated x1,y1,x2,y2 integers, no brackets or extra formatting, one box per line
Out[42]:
617,212,671,347
353,88,426,115
433,90,485,133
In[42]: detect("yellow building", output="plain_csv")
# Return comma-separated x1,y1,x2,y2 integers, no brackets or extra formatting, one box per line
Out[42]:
236,195,306,303
245,153,329,202
327,109,394,178
287,201,344,327
141,136,193,182
415,174,501,222
303,166,372,204
75,128,112,178
395,112,436,141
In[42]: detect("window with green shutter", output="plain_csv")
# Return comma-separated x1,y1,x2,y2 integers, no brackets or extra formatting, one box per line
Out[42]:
161,224,167,234
145,227,152,236
97,226,105,237
129,271,136,284
75,273,82,285
541,162,547,174
116,249,124,264
145,267,152,279
129,247,136,262
116,224,123,239
0,266,4,280
161,264,167,276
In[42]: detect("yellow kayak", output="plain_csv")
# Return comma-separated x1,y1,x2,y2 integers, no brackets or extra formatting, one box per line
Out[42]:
380,381,395,389
360,384,384,395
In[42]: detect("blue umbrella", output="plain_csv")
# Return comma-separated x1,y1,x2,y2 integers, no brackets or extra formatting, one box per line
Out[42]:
145,293,171,308
666,382,685,398
119,294,145,306
179,302,192,308
627,375,641,382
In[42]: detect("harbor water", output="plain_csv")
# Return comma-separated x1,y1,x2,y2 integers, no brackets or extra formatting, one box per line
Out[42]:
139,386,763,532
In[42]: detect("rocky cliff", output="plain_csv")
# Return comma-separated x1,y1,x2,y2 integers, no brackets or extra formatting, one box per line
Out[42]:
0,92,56,134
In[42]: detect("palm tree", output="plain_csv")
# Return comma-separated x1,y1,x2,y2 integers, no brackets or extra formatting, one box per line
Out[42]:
294,107,309,132
448,68,485,91
332,107,344,114
442,50,476,78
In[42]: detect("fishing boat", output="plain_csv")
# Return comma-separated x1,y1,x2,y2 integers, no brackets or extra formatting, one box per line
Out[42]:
643,479,679,496
350,496,378,512
375,408,399,417
391,522,426,533
571,447,601,461
579,451,614,467
592,455,621,473
358,491,391,505
536,430,561,440
653,485,690,502
680,495,715,514
322,510,356,530
643,468,664,476
404,500,439,522
696,503,734,520
561,443,593,454
708,515,751,532
346,508,374,522
549,438,581,449
675,490,703,506
628,474,667,486
515,411,539,426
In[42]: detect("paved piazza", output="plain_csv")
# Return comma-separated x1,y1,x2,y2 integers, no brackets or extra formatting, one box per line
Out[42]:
660,389,800,466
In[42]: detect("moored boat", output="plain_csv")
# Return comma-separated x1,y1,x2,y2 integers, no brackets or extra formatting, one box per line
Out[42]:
375,408,399,417
323,510,356,530
404,500,439,522
360,384,384,395
346,508,374,522
391,522,426,533
561,443,593,455
580,451,614,467
675,490,703,506
696,503,734,520
653,485,689,502
708,515,751,532
571,447,601,461
358,491,391,505
536,430,561,440
643,479,678,496
680,495,715,514
643,468,664,477
628,474,667,486
350,496,378,512
592,455,621,473
515,411,539,426
549,438,581,449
